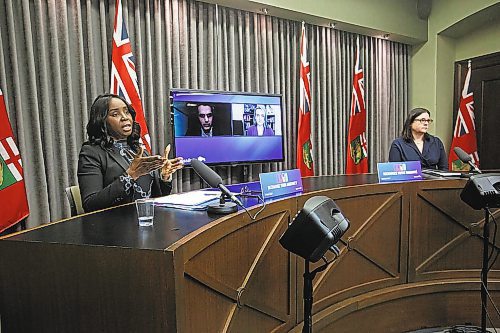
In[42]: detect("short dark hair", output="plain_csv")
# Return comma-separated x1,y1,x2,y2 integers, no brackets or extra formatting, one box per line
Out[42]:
197,104,213,113
86,94,141,151
401,107,431,142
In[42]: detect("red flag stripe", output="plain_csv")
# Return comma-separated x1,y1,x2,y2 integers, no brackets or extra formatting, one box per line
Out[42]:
448,61,479,170
346,37,368,175
0,86,29,232
296,22,314,177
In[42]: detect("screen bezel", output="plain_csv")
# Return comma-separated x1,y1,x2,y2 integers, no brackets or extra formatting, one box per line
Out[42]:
169,88,285,167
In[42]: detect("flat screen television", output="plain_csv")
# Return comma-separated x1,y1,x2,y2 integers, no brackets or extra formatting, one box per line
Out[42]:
170,89,285,166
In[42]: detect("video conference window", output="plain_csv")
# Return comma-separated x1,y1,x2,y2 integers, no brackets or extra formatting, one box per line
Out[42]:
170,90,284,165
174,102,233,137
173,102,282,138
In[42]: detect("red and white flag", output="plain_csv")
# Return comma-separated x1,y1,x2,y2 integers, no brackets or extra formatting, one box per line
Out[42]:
448,60,479,170
110,0,151,152
0,88,29,232
346,37,368,174
296,22,314,177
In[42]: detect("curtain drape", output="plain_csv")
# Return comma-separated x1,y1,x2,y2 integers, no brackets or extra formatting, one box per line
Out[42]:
0,0,408,229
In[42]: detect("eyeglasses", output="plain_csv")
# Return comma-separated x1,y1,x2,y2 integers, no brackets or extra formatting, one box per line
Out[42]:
414,118,433,124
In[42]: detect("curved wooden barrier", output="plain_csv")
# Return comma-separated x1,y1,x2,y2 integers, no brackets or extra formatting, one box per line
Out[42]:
168,177,500,332
1,176,499,332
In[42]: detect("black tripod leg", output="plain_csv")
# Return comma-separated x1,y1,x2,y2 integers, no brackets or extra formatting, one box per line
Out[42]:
481,208,490,333
303,260,313,333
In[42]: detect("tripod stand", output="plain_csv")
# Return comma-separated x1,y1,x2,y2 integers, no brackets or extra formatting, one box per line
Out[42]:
480,207,493,333
459,173,500,332
302,259,331,333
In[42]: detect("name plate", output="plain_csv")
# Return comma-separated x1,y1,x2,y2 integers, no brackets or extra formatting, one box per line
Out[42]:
259,169,303,199
377,161,423,183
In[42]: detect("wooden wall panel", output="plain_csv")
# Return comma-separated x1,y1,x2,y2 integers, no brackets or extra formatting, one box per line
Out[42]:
177,203,295,332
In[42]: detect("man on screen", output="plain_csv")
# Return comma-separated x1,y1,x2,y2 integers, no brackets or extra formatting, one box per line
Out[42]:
186,104,230,137
197,105,214,137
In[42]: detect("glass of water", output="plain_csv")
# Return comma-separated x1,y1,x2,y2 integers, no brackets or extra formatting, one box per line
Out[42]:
135,198,155,227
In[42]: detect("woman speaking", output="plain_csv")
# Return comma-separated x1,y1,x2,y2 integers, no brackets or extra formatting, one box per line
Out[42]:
78,94,183,212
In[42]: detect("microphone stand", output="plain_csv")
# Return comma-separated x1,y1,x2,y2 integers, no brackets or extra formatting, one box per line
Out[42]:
207,192,238,214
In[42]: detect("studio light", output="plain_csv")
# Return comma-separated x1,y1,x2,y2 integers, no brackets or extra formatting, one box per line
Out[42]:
279,196,350,262
279,196,350,333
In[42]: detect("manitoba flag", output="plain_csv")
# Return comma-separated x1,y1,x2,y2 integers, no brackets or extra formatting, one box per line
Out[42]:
0,88,29,232
448,60,479,171
296,22,314,177
110,0,151,152
346,37,368,174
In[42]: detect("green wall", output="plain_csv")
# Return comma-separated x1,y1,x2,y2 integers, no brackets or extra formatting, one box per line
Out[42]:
410,0,500,149
455,18,500,60
246,0,426,42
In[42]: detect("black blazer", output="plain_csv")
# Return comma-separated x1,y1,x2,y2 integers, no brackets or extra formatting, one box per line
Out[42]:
388,135,448,170
77,143,172,212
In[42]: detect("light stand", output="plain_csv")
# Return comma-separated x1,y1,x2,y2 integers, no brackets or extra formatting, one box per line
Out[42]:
303,257,334,333
481,208,490,333
460,173,500,332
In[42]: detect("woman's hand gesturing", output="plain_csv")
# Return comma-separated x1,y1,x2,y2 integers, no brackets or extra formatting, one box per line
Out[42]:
160,144,184,181
126,147,166,180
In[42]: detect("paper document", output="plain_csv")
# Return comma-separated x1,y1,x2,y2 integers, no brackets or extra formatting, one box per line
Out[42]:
422,169,462,177
154,190,221,210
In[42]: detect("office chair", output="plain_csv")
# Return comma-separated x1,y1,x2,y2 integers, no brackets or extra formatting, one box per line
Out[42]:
65,185,84,216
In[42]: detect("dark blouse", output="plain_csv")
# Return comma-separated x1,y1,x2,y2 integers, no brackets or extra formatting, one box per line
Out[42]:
388,135,448,170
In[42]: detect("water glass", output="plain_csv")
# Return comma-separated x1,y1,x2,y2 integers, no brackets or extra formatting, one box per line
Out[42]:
135,198,155,227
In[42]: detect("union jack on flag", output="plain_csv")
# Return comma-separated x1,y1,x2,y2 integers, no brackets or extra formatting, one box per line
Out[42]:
448,60,479,170
110,0,151,152
346,37,368,174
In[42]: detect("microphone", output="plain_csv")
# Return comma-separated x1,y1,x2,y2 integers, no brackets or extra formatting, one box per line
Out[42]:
191,159,244,208
454,147,481,173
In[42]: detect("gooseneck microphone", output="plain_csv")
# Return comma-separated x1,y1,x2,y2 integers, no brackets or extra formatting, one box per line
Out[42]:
454,147,481,173
191,159,243,209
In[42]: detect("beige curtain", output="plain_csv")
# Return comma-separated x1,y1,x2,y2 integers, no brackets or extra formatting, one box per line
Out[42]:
0,0,408,229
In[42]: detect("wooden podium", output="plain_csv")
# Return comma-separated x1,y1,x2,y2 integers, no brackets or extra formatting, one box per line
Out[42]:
1,175,499,332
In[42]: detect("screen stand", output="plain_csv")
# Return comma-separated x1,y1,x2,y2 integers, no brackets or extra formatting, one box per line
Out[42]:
207,194,238,215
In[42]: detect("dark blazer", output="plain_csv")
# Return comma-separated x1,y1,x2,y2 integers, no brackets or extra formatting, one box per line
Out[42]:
77,143,172,213
388,135,448,170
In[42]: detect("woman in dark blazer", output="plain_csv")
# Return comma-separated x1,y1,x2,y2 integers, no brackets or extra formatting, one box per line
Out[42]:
389,107,448,170
78,94,183,212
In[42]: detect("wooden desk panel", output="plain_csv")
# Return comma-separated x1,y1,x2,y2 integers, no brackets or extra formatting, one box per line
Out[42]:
1,176,499,332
